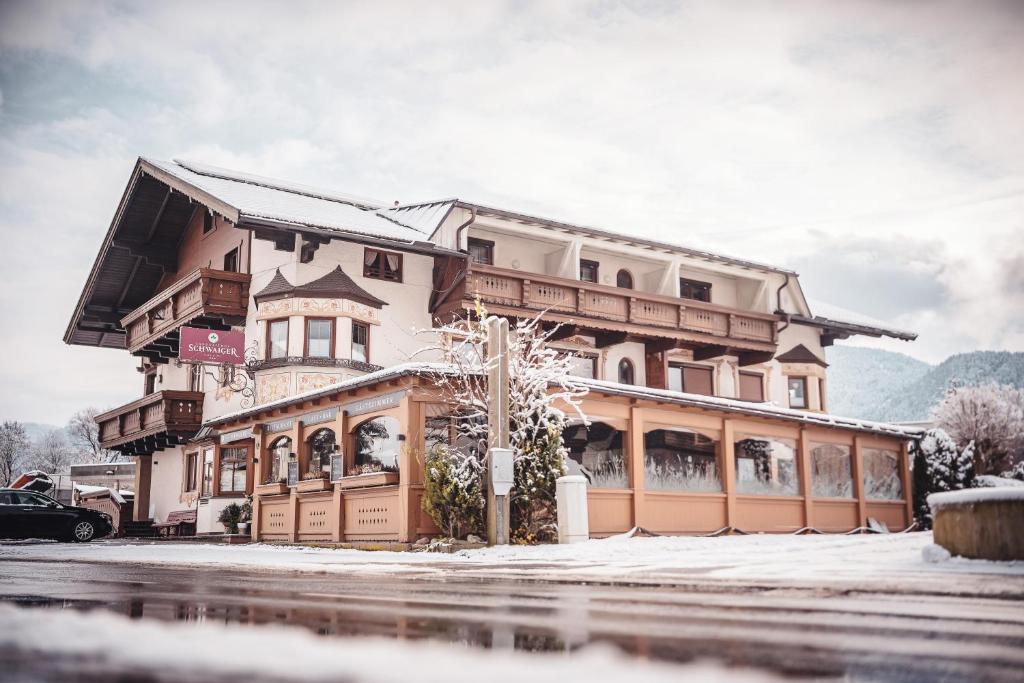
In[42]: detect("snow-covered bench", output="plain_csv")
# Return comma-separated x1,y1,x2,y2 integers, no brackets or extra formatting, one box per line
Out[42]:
152,510,197,538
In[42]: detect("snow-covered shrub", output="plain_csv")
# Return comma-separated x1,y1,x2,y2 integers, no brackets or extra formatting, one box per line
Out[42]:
1002,461,1024,482
422,444,485,539
933,383,1024,475
910,428,975,529
419,303,588,544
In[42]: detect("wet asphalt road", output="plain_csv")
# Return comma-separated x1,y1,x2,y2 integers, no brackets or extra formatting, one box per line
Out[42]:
1,548,1023,683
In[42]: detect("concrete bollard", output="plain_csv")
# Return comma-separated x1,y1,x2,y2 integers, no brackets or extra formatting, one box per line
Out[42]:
556,475,589,544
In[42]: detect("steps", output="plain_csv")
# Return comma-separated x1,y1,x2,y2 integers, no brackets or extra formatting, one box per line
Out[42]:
121,521,157,538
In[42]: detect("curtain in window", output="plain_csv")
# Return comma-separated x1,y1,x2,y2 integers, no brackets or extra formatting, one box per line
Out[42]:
364,251,376,266
385,253,399,270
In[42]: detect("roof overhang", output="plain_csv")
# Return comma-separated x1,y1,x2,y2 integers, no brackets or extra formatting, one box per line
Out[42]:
791,314,918,343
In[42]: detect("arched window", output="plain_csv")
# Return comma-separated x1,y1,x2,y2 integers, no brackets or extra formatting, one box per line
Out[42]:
307,428,336,477
617,358,635,385
616,269,633,289
352,416,401,474
267,436,292,484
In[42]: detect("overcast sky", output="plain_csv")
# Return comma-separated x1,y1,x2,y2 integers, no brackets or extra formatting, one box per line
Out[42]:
1,0,1022,424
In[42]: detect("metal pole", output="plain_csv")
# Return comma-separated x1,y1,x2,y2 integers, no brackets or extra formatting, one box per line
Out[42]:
486,316,511,546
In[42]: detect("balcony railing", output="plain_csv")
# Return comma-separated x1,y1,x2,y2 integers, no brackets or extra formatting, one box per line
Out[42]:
447,264,777,348
96,390,204,456
120,267,251,359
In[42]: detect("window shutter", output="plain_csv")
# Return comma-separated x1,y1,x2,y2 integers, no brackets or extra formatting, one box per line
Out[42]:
682,366,714,396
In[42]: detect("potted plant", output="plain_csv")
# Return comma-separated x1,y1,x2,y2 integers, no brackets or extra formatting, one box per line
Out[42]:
218,502,242,534
238,497,252,536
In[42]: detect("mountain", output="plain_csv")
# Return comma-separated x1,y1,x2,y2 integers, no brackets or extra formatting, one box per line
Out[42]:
825,347,1024,422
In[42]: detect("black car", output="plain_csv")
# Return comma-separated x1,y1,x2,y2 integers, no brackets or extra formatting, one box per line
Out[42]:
0,488,113,542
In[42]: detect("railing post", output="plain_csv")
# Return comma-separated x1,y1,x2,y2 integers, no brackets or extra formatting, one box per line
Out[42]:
576,288,585,314
678,305,686,330
628,297,637,323
728,314,736,339
522,279,531,307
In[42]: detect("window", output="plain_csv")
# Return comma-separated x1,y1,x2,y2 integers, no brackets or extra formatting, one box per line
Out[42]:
616,269,633,289
188,364,203,392
267,319,289,360
467,238,494,266
305,318,334,358
202,212,214,234
644,424,722,492
738,371,765,402
424,405,486,459
223,248,239,273
679,278,712,302
266,437,292,484
200,447,215,497
144,369,157,395
818,378,827,411
864,448,903,500
218,447,247,494
563,419,628,488
566,353,597,379
668,364,714,396
617,358,635,385
185,452,198,492
353,416,401,472
351,321,369,363
734,434,800,496
363,248,402,282
580,259,599,283
810,442,853,498
787,377,807,409
307,428,336,477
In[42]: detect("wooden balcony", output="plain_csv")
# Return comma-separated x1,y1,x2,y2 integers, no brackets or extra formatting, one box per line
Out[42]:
435,264,779,358
119,267,250,361
96,390,204,456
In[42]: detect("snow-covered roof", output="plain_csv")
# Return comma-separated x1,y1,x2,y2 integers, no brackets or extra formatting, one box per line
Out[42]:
797,298,917,341
143,158,432,245
206,363,920,439
380,199,457,233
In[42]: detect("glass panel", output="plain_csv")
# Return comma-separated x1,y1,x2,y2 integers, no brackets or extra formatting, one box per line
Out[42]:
617,359,634,385
864,448,903,500
788,377,807,409
352,323,368,363
219,447,247,493
269,321,288,359
267,437,292,484
308,429,336,476
734,434,800,496
201,447,214,496
563,420,628,489
810,442,853,498
644,425,722,492
566,354,596,379
667,366,683,392
306,319,332,358
353,416,401,473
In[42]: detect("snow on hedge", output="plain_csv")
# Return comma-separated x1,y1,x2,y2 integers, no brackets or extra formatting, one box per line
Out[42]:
0,604,779,683
928,486,1024,510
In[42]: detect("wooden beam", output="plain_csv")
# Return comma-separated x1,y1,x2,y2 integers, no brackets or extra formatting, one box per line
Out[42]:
643,338,677,354
738,350,775,367
692,345,729,362
547,324,578,342
594,331,628,348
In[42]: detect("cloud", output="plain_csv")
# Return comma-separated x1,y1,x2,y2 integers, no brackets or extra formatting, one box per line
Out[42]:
0,0,1022,419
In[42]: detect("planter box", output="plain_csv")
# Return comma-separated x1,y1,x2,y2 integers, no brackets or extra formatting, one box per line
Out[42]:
336,471,399,490
255,482,288,496
296,478,332,493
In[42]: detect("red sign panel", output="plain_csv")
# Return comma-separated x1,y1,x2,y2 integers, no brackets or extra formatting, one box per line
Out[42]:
179,327,245,364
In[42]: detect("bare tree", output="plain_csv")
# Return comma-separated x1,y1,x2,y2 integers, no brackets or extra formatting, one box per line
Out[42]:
67,407,121,463
933,383,1024,475
0,421,31,485
29,429,73,474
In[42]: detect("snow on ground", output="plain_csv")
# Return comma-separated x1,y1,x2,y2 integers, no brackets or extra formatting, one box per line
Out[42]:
2,532,1021,587
0,603,780,683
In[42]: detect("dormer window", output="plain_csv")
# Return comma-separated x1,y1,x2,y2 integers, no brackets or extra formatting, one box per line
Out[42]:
305,318,334,358
364,248,402,282
580,259,599,284
468,238,494,266
680,278,711,303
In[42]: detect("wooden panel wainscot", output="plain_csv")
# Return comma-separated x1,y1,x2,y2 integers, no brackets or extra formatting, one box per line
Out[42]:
96,390,204,456
120,267,251,357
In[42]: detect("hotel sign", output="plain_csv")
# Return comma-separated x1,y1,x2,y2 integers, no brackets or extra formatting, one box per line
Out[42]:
180,327,245,365
300,407,339,426
343,390,404,418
